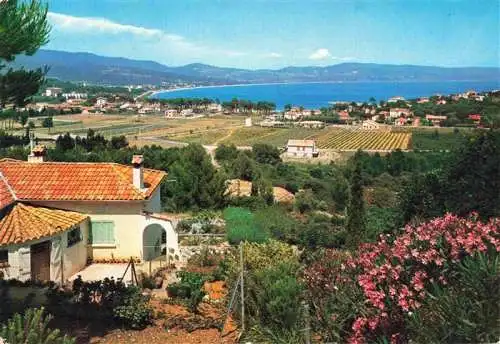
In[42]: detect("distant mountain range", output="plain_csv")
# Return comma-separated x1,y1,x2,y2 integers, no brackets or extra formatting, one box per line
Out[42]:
13,49,500,86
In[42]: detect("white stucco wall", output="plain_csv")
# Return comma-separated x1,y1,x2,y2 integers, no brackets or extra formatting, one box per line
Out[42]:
286,145,315,158
4,246,30,281
27,187,171,263
1,221,88,283
62,220,90,280
30,200,147,261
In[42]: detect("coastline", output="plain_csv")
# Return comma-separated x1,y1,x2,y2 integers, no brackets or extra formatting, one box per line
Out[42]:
149,80,345,98
149,79,499,99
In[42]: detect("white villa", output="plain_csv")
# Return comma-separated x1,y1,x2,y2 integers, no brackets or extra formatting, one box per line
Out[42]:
389,108,413,119
362,120,381,130
387,96,406,103
44,87,62,97
0,147,177,284
63,92,88,100
286,139,318,158
165,109,178,118
96,97,107,107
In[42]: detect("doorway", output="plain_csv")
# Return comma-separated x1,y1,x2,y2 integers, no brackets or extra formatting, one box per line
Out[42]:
31,241,51,281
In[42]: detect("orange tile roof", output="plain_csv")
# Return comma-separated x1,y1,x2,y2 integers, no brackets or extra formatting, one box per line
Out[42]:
0,174,16,210
0,159,166,203
226,179,295,203
0,203,88,246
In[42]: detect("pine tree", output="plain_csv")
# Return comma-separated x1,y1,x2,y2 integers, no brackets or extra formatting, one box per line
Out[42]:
0,308,75,344
346,151,366,249
0,0,50,108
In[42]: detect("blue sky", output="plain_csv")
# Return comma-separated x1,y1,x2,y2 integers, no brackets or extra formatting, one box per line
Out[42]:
46,0,499,69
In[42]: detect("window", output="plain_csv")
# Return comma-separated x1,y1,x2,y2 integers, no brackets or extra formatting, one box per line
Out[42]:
67,226,82,247
89,221,115,245
0,250,7,263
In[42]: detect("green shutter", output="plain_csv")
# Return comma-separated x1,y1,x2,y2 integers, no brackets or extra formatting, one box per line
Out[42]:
90,221,115,245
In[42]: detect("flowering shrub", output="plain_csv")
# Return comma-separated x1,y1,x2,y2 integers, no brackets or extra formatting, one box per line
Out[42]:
303,250,366,342
304,214,500,344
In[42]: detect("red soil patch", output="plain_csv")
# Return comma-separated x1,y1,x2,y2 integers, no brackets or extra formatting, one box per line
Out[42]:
91,285,238,344
204,281,226,300
91,327,236,344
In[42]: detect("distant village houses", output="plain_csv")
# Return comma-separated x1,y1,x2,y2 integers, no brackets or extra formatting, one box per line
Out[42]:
425,114,448,126
297,120,325,129
44,87,62,97
63,92,88,100
389,108,413,119
388,96,406,103
164,109,178,118
468,114,481,125
417,97,430,104
96,97,107,107
362,120,383,130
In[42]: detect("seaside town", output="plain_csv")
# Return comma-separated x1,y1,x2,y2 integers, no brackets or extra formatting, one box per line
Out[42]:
0,1,499,344
26,82,500,129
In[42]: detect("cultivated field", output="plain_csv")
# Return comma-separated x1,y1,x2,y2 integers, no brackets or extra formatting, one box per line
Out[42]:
25,113,419,151
215,127,317,147
174,124,412,151
28,114,245,143
311,129,412,150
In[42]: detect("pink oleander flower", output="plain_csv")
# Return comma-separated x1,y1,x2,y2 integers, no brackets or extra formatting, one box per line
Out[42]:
307,214,499,344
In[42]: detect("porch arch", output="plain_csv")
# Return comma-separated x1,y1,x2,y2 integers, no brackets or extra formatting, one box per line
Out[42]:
141,214,179,263
142,224,165,261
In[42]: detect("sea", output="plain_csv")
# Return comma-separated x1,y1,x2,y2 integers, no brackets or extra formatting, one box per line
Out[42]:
153,80,500,110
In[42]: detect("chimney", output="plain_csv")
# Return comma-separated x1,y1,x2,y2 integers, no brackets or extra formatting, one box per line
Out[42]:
28,145,47,163
132,155,144,190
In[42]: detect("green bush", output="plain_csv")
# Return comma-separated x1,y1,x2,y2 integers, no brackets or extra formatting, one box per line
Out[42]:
112,286,153,329
364,206,400,242
253,206,299,243
408,252,500,343
253,262,303,329
215,143,239,162
224,207,269,244
166,271,206,313
225,241,302,339
298,222,346,249
0,308,75,344
140,273,156,289
210,258,229,282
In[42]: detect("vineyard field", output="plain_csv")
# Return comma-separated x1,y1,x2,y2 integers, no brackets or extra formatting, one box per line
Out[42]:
311,129,412,150
220,127,317,146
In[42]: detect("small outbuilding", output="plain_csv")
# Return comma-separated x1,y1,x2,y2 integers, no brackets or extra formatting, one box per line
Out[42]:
286,139,318,158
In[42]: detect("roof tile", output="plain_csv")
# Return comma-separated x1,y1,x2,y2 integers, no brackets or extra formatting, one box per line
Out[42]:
0,159,166,203
0,203,88,246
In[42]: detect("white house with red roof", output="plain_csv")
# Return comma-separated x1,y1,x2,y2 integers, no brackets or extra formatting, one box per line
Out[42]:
0,146,177,284
468,114,481,125
389,108,413,119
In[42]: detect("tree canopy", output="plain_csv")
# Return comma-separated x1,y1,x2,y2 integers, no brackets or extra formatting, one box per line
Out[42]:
0,0,50,109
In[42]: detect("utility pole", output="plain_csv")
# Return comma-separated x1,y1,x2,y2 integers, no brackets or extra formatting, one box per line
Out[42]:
239,242,245,334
